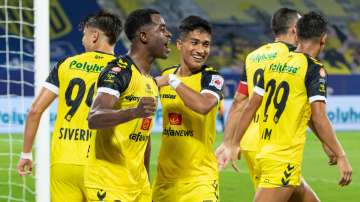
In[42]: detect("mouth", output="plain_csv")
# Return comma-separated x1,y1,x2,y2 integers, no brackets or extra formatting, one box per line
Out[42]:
164,39,171,53
192,55,204,63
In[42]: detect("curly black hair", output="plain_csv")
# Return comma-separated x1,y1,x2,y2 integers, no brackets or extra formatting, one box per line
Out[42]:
124,8,160,41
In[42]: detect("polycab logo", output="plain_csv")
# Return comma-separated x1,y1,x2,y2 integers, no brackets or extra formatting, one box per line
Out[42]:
169,113,182,125
141,118,152,130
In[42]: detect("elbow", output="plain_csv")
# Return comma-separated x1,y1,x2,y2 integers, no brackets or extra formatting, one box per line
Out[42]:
87,112,97,129
28,105,43,119
185,102,212,115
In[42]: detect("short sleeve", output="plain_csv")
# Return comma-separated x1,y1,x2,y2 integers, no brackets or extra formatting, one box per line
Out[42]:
253,69,265,96
201,70,224,101
236,65,249,96
43,58,66,94
97,58,132,98
305,61,327,103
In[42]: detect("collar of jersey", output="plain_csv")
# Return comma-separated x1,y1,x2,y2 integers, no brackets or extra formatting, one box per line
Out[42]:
93,50,115,56
174,64,207,76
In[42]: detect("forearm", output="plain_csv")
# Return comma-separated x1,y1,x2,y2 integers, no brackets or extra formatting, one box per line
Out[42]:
312,114,345,157
231,105,255,146
230,94,261,146
88,108,137,129
22,113,42,153
175,84,216,114
223,97,248,143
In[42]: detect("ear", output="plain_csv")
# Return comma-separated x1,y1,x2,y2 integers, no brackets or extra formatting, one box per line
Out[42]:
139,31,147,43
91,31,99,43
320,33,327,45
176,39,182,50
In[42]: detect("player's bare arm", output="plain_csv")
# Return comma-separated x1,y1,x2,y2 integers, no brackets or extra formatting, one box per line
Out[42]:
308,119,337,165
17,87,57,176
223,92,248,144
88,93,156,129
217,93,262,169
175,83,218,114
310,101,352,186
215,92,248,171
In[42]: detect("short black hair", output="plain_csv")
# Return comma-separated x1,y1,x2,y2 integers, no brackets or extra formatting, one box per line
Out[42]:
271,8,300,35
179,15,212,38
297,11,328,40
124,8,160,41
79,11,122,45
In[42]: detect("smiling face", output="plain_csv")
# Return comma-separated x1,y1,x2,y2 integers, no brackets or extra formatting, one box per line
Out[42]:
177,29,211,72
144,14,172,59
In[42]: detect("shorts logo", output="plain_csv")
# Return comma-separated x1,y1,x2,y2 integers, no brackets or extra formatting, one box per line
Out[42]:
169,113,182,125
141,118,152,130
209,75,224,90
97,189,106,201
281,164,295,186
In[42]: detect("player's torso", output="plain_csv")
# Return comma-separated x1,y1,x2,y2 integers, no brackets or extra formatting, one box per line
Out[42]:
157,66,218,182
241,42,294,151
91,62,159,189
52,51,115,165
257,52,311,163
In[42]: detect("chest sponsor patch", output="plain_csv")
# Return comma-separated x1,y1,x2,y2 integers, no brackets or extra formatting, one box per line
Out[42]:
209,75,224,90
168,113,182,125
140,118,152,131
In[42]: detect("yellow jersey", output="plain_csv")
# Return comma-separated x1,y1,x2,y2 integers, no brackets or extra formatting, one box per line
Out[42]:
254,52,327,164
240,42,296,152
44,51,115,165
156,65,224,183
85,55,159,191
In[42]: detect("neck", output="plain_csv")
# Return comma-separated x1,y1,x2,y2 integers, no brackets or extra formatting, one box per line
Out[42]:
274,34,294,46
127,44,154,74
177,60,194,77
296,40,320,58
91,43,115,55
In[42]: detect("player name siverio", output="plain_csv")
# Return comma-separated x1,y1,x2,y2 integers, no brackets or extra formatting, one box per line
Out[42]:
58,127,93,141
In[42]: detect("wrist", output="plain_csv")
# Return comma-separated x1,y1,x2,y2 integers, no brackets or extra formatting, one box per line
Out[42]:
168,74,181,89
20,152,32,160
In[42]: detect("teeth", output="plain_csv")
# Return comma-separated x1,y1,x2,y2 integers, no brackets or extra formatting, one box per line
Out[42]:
193,56,202,60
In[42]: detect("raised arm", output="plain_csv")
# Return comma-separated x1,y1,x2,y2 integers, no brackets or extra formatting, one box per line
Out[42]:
156,70,224,114
88,93,155,129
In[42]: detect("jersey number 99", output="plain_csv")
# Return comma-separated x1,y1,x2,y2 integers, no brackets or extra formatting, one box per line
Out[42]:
64,78,95,121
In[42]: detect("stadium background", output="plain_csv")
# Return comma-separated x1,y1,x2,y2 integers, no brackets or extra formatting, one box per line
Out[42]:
0,0,359,201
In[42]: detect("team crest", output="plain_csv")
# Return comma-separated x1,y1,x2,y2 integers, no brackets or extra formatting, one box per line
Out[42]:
169,113,182,125
141,118,152,130
209,75,224,90
319,68,326,77
111,66,122,72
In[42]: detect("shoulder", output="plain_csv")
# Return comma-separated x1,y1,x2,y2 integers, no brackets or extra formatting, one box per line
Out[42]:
160,64,179,75
201,65,220,75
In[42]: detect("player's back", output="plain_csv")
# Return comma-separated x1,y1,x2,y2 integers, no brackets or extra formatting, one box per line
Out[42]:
240,42,296,152
46,51,116,165
156,65,223,183
256,51,327,164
